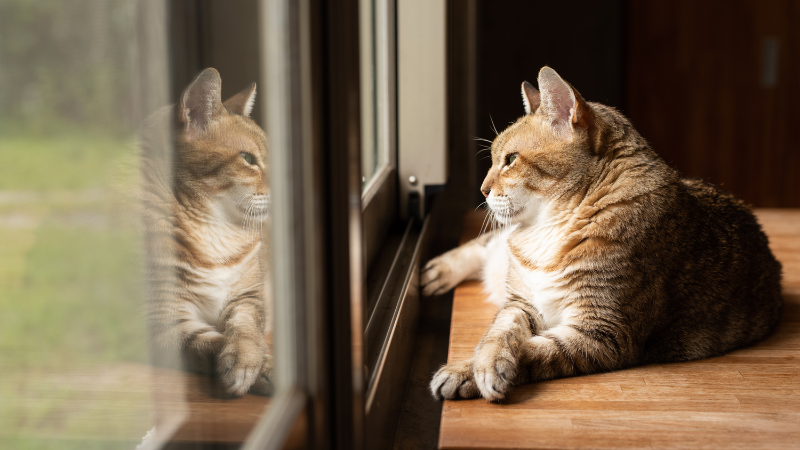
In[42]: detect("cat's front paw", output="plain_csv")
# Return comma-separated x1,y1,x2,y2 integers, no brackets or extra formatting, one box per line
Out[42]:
430,359,480,400
421,255,461,297
473,340,518,402
217,338,266,397
249,353,275,396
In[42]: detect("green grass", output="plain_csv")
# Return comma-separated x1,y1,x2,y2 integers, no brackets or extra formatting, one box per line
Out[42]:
0,222,147,368
0,436,143,450
0,131,137,191
0,131,153,447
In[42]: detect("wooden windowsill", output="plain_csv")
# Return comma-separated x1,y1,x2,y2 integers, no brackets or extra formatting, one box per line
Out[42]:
152,367,271,444
439,209,800,450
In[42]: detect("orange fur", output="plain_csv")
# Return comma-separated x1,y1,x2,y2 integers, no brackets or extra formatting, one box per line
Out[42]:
141,69,273,397
425,67,782,402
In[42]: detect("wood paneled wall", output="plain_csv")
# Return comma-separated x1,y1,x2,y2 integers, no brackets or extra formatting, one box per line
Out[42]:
628,0,800,207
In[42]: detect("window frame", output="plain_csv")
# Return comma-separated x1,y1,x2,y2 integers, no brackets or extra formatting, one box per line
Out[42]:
357,2,449,449
245,0,451,448
248,0,368,449
244,0,316,448
360,0,398,273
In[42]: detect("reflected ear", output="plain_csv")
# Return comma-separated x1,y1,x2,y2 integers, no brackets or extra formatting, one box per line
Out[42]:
178,68,225,138
223,82,257,117
521,81,540,115
537,67,593,140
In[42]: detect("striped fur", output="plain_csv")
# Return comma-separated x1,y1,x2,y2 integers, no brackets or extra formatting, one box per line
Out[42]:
141,69,272,397
424,67,782,402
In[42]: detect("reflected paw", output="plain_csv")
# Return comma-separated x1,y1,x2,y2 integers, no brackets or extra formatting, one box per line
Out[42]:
249,353,275,396
217,338,266,397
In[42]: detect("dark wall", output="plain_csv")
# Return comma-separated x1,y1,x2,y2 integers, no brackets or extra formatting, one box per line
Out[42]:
628,0,800,207
472,0,799,208
474,0,625,205
169,0,262,124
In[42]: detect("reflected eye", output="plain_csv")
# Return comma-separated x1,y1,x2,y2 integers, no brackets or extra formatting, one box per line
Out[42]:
240,152,257,165
506,153,518,166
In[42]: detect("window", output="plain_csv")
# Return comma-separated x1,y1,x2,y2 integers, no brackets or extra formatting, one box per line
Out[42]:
0,1,172,447
0,0,452,448
359,1,449,449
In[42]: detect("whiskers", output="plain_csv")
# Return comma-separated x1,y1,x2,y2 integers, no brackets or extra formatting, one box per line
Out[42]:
478,196,517,236
478,201,495,236
239,194,270,242
236,194,251,209
489,115,500,136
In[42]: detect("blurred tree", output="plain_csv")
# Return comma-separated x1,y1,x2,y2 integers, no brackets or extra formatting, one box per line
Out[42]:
0,0,136,134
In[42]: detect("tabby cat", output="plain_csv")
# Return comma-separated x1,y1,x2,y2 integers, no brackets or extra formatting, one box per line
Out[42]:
141,68,272,397
422,67,782,402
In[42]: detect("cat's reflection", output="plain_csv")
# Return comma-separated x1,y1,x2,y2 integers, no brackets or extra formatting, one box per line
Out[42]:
141,68,273,397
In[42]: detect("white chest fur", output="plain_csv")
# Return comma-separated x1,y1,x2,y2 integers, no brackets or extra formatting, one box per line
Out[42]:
482,220,571,329
518,263,569,329
481,226,515,307
189,220,261,326
192,252,258,326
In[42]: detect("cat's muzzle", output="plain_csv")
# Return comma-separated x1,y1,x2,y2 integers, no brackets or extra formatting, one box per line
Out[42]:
487,195,521,222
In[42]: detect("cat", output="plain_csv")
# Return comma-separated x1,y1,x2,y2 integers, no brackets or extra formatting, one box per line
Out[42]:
141,68,272,397
422,66,783,402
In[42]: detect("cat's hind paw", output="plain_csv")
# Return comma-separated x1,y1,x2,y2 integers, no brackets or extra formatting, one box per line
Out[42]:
430,359,480,400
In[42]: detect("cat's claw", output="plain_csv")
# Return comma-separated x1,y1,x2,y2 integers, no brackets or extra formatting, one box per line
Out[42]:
430,359,480,400
472,340,517,402
421,255,460,297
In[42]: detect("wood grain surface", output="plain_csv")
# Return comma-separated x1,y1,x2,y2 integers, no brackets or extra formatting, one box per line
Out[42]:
153,367,271,443
439,209,800,450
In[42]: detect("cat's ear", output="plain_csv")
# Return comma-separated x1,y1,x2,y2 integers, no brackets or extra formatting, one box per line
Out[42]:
223,83,257,117
521,81,540,115
537,67,593,140
178,68,225,138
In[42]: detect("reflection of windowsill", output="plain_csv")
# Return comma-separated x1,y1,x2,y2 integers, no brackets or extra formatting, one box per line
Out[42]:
151,366,271,444
150,332,274,445
439,209,800,449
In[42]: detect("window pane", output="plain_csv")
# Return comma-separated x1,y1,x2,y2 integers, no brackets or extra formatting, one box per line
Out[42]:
0,1,159,448
361,0,378,187
360,0,393,191
0,1,278,448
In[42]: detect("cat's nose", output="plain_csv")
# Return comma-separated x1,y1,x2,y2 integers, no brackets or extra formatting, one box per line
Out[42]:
481,188,490,198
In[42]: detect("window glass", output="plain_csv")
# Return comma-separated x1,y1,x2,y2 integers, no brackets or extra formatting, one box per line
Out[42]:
0,1,157,448
0,1,277,448
360,0,393,191
361,0,378,187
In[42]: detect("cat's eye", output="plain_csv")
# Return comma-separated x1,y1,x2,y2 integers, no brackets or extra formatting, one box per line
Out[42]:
240,152,257,165
506,153,518,166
